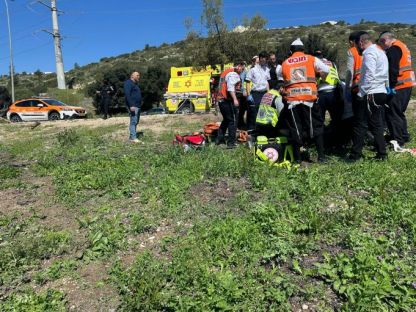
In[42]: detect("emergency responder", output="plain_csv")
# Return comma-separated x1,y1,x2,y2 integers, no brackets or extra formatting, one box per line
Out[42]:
378,31,416,147
100,79,114,119
246,51,270,133
255,89,284,138
346,32,363,99
314,50,342,148
344,31,365,145
349,32,388,161
277,38,330,162
216,61,246,148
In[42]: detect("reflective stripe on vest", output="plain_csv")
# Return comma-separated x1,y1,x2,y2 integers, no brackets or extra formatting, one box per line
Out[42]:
282,52,318,102
317,60,339,86
392,40,416,90
326,66,339,86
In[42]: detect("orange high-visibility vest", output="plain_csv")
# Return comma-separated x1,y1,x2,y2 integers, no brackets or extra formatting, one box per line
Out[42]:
349,46,362,92
391,40,416,90
218,68,240,100
282,52,317,102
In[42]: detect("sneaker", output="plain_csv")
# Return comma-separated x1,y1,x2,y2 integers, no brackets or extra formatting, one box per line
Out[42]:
226,143,238,149
129,139,144,144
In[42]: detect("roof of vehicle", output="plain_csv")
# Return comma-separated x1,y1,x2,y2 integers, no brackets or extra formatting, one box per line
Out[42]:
13,97,55,103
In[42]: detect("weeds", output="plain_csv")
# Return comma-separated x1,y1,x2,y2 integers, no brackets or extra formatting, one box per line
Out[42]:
1,116,416,310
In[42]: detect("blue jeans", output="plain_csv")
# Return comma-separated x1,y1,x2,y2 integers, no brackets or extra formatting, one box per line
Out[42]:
129,107,141,140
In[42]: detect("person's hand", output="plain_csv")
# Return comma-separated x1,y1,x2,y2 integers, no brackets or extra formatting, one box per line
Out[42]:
233,99,239,107
130,107,136,112
243,91,247,97
386,86,396,95
247,94,254,103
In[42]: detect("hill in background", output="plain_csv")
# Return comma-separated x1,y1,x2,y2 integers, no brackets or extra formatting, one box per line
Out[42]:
1,21,415,106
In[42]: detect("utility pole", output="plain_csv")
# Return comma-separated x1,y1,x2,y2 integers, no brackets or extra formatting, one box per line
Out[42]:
39,0,66,89
4,0,15,102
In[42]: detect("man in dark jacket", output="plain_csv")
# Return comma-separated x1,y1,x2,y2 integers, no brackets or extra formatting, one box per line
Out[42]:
100,79,114,119
378,31,416,147
124,71,142,143
268,52,278,90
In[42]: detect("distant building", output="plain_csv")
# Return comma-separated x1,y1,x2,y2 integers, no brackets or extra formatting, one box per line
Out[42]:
320,21,338,26
232,25,249,33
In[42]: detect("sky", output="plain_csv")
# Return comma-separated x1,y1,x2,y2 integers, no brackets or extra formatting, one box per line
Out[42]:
0,0,415,75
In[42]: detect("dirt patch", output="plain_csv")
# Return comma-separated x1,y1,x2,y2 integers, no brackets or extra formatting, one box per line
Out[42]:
0,113,221,143
0,173,81,234
119,220,176,268
290,279,342,312
191,176,251,205
35,261,119,312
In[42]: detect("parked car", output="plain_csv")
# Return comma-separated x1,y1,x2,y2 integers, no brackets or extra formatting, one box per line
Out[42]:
142,107,167,115
7,98,87,122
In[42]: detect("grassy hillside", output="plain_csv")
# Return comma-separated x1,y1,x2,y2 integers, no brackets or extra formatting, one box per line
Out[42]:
1,21,415,99
0,111,415,310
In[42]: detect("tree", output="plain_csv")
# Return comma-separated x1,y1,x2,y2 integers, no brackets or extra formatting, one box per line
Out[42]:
201,0,227,58
276,33,339,65
140,65,169,110
184,1,269,67
303,33,339,64
0,86,11,117
86,63,170,113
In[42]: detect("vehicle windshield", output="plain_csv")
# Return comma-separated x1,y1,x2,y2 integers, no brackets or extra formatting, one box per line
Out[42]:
43,99,67,106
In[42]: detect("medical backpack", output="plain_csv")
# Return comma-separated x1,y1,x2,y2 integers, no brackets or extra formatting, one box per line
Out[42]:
254,136,294,167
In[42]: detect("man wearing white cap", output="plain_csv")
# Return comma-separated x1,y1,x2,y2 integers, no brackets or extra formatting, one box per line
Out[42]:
278,38,330,162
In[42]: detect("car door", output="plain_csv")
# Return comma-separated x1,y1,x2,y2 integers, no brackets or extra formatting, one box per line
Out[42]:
31,100,49,120
14,100,36,121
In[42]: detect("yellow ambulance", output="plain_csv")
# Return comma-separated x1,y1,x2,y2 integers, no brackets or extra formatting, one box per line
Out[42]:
164,64,233,113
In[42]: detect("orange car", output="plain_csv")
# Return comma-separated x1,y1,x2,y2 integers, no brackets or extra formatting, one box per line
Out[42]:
7,98,87,122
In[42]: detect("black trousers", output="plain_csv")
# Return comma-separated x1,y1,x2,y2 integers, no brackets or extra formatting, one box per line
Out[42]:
351,93,387,157
385,87,412,145
318,90,344,147
237,96,248,130
101,98,112,118
247,91,266,132
284,102,325,160
218,100,239,145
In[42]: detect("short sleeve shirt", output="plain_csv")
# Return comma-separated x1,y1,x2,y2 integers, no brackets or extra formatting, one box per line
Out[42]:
225,72,241,92
246,64,270,91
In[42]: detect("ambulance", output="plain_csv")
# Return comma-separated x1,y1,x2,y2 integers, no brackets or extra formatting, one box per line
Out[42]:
164,64,233,114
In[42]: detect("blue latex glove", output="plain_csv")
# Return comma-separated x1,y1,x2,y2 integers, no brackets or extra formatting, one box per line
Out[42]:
247,94,254,103
386,86,396,95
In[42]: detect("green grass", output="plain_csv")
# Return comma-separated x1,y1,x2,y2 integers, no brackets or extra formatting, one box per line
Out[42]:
47,88,85,106
1,119,416,311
